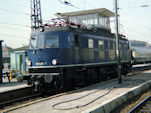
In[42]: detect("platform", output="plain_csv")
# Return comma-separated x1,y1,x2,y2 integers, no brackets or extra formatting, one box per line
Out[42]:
132,63,151,68
0,78,28,93
3,70,151,113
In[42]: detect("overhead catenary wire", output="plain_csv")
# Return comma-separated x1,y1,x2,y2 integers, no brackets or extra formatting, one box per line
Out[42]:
119,4,151,10
0,0,29,8
1,0,151,47
0,8,30,15
0,33,30,40
58,0,81,10
0,22,30,28
0,24,30,30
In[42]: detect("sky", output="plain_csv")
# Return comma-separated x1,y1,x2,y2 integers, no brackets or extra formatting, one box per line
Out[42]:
0,0,151,48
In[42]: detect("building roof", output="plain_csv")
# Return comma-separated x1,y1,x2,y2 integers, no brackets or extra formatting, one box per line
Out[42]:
10,46,28,52
3,45,12,51
56,8,114,17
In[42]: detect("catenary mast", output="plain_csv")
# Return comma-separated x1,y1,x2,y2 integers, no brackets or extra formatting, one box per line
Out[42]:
114,0,121,83
30,0,42,30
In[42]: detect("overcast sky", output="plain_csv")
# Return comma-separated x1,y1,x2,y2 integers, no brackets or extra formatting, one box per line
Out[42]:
0,0,151,48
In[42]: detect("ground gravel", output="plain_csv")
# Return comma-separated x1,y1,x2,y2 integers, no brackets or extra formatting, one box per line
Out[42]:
111,88,151,113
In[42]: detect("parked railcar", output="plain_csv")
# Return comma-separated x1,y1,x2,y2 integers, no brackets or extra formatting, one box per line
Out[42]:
24,8,132,92
129,40,151,64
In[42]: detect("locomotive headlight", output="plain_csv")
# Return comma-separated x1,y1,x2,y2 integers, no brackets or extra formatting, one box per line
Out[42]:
40,27,44,32
52,59,57,65
27,60,32,66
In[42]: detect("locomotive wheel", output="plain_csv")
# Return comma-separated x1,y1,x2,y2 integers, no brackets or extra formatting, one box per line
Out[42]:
99,69,107,81
91,70,98,83
54,78,64,93
86,69,97,84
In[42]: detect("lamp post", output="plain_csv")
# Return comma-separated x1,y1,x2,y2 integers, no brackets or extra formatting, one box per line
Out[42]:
114,0,121,83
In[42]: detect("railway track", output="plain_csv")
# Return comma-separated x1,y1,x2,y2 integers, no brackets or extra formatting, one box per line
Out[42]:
126,64,151,77
0,87,42,109
132,64,151,72
0,93,41,108
1,64,151,112
1,91,70,112
129,95,151,113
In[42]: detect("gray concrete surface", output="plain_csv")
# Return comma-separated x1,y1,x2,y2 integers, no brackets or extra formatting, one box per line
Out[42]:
3,70,151,113
0,78,28,93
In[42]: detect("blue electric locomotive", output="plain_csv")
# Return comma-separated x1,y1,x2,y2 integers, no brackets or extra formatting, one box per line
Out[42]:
25,8,131,92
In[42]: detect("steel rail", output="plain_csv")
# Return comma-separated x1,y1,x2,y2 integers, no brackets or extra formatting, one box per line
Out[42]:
0,93,41,108
129,95,151,113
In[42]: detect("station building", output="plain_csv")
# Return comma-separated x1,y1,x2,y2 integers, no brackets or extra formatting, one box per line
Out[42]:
10,46,28,76
2,45,12,72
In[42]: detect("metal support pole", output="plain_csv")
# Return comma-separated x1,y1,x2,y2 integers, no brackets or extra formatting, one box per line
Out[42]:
31,0,42,30
114,0,121,83
0,41,3,83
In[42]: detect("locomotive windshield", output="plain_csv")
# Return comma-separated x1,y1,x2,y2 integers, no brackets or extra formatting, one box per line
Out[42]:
29,34,59,49
45,34,59,48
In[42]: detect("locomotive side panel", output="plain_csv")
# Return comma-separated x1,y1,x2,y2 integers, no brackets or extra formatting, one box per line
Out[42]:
58,32,75,65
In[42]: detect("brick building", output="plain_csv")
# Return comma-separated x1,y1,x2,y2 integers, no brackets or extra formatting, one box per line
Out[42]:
2,44,12,70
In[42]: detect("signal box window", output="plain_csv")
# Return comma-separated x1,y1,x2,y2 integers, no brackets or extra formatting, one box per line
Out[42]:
88,39,94,48
98,40,104,49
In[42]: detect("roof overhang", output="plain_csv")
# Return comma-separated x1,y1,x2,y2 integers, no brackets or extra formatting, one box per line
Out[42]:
56,8,115,18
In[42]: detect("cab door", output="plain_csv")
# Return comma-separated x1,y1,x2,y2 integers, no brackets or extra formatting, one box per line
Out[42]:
74,34,80,64
15,51,26,75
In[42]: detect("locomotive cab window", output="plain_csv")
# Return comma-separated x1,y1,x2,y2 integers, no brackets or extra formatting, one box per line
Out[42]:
38,35,45,48
45,34,59,48
88,39,94,48
30,35,38,49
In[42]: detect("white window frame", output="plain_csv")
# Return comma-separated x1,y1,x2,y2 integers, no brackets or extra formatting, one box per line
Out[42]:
88,39,94,48
98,40,104,49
